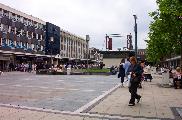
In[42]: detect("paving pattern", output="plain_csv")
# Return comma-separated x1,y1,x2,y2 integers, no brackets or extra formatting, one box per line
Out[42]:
0,72,120,112
1,73,182,120
89,75,182,120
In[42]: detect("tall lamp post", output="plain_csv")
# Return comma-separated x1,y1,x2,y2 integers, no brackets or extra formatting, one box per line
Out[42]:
86,35,90,68
133,15,137,58
50,37,54,65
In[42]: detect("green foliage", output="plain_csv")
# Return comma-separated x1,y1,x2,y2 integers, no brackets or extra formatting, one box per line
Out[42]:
147,0,182,64
82,68,110,73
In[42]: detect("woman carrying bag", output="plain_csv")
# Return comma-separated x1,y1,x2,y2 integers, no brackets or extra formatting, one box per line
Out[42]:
127,56,143,106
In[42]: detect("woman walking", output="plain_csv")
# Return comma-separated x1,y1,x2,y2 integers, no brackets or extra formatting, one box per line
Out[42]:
118,59,125,87
127,56,143,106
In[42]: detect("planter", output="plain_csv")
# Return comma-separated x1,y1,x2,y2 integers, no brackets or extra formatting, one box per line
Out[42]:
36,69,66,75
70,72,111,75
36,69,111,75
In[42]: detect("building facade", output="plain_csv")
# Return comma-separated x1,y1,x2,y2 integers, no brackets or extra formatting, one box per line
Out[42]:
137,49,146,61
60,30,88,60
99,51,135,68
0,3,89,71
0,3,46,70
45,22,60,56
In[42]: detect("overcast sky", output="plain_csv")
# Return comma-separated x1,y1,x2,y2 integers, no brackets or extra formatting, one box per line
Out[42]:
0,0,157,50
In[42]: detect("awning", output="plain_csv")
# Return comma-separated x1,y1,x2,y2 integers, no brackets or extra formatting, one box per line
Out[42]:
166,56,181,61
81,59,88,61
69,58,76,60
62,57,69,59
2,51,14,54
46,55,52,58
35,54,47,57
55,54,62,59
14,52,25,55
25,53,35,56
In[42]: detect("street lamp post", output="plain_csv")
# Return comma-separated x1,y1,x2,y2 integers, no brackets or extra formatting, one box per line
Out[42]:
133,15,137,58
86,35,90,69
50,37,54,66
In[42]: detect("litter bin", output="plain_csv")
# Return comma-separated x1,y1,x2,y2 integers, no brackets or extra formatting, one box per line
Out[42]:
67,68,71,75
161,70,169,85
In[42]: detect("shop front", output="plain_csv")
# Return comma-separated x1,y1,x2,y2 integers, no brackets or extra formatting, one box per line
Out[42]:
0,54,11,71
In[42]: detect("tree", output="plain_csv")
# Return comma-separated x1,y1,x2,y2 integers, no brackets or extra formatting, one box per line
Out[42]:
147,0,182,67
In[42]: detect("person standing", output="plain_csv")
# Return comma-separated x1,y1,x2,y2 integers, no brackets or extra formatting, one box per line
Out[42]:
118,59,125,87
127,56,143,106
124,58,131,74
138,60,145,88
173,67,182,89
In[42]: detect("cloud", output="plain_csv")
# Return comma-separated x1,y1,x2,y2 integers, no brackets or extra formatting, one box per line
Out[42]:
0,0,157,50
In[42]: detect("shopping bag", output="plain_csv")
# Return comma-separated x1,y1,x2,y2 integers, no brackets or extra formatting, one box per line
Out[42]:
126,75,131,87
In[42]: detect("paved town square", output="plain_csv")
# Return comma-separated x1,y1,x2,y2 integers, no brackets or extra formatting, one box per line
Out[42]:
1,73,182,120
0,72,120,112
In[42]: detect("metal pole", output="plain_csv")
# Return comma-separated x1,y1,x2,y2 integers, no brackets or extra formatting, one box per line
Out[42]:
51,45,53,65
86,35,90,69
87,48,88,69
133,15,137,58
50,37,54,66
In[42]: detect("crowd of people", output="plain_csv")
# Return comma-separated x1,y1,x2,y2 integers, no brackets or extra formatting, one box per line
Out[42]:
0,62,105,74
3,62,37,73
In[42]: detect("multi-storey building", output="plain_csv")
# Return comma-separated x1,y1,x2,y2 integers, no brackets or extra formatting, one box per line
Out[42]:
0,3,45,52
0,3,89,71
137,49,146,61
0,3,46,70
60,30,89,60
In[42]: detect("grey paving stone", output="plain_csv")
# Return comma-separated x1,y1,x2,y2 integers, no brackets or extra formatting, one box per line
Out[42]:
0,72,120,112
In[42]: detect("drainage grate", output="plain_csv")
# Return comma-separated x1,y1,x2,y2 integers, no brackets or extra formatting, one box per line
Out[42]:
176,108,182,118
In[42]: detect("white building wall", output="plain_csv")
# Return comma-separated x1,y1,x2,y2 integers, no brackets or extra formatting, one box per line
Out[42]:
103,58,122,68
60,30,88,59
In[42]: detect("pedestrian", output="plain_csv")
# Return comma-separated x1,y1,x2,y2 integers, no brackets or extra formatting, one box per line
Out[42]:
173,67,182,89
123,58,131,75
118,59,125,87
127,56,143,106
138,60,145,88
123,58,131,84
